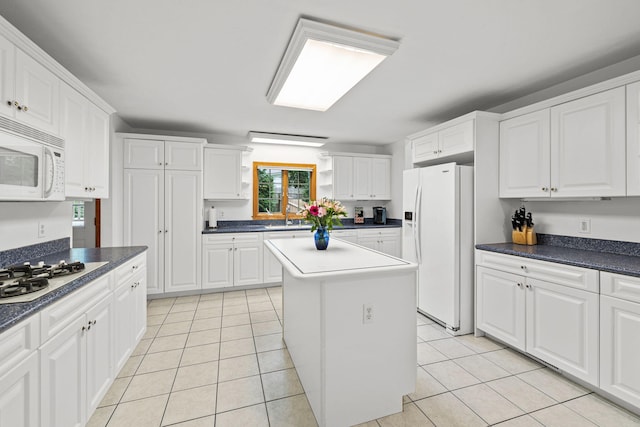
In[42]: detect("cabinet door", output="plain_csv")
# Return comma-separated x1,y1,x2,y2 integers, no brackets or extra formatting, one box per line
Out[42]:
439,120,474,157
550,87,626,197
123,139,164,169
40,316,86,427
133,269,148,343
332,156,354,200
379,237,400,258
357,235,378,251
412,133,439,163
164,170,201,293
627,81,640,196
124,169,164,294
60,83,88,197
476,266,525,350
85,296,113,416
14,49,59,135
165,141,202,171
234,243,263,286
370,158,391,199
499,110,551,198
203,148,242,199
202,243,233,289
0,34,15,119
525,278,599,385
113,283,133,373
0,352,39,427
600,295,640,407
85,103,110,198
353,157,372,199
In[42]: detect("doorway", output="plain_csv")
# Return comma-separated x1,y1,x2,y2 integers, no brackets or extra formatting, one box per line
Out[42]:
72,199,101,248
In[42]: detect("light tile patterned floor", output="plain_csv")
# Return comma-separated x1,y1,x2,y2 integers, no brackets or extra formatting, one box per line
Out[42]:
88,286,640,427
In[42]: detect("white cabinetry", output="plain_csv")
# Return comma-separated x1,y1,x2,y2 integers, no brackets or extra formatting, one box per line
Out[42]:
499,87,626,198
410,118,475,164
203,147,247,199
476,251,599,385
0,34,60,135
627,81,640,196
322,154,391,201
60,83,110,198
600,272,640,408
113,254,147,373
356,228,401,257
123,135,203,295
0,316,40,427
39,273,114,427
330,229,358,243
263,230,310,283
202,233,263,289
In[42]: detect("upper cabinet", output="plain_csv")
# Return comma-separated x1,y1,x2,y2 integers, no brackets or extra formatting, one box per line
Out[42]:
203,147,248,200
0,34,59,135
627,81,640,196
61,83,110,198
124,138,203,171
321,153,391,201
408,112,499,166
500,87,626,198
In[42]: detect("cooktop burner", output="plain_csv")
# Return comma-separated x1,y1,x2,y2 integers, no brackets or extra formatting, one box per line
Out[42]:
0,260,106,304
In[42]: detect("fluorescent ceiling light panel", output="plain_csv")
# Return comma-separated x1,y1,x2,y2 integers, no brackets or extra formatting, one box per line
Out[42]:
267,18,400,111
248,131,327,147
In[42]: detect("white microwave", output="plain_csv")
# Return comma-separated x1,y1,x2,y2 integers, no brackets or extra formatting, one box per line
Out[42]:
0,130,65,201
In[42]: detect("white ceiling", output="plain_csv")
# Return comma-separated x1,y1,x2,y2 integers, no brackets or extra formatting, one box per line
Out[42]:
2,1,640,146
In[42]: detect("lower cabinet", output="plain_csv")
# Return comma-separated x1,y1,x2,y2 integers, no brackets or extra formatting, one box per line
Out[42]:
330,229,358,243
40,293,113,427
263,231,310,283
113,256,147,373
0,315,40,427
202,233,263,289
600,272,640,408
476,252,600,386
356,229,401,257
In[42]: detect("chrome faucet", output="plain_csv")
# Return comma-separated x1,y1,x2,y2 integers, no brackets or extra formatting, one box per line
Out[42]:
285,205,292,226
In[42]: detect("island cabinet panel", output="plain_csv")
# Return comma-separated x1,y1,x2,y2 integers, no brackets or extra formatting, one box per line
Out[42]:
266,238,417,427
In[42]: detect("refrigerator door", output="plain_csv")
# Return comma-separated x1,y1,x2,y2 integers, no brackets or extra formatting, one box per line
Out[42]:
402,169,420,263
418,163,459,328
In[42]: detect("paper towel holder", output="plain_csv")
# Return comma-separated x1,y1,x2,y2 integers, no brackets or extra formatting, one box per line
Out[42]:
208,206,218,229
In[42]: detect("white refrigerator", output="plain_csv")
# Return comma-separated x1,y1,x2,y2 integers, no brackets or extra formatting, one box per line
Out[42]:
402,163,474,335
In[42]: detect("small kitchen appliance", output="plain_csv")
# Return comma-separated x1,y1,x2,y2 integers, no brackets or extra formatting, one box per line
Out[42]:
373,206,387,224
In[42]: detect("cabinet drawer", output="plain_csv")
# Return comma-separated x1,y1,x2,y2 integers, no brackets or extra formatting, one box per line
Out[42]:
357,229,400,238
203,233,262,245
40,273,113,342
115,253,147,286
476,250,598,292
601,272,640,303
0,315,40,377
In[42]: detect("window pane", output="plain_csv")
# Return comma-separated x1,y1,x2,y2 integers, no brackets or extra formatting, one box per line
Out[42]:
257,168,282,214
287,170,311,212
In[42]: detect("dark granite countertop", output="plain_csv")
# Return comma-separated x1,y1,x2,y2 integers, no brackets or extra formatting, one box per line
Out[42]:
476,240,640,278
202,218,402,234
0,246,147,334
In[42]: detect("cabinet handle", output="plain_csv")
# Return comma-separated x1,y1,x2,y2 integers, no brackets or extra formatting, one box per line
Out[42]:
22,105,28,112
551,187,558,192
525,284,531,289
81,326,87,332
165,230,168,233
165,162,168,165
132,265,138,270
228,248,232,251
541,187,548,192
520,265,526,270
6,100,11,106
517,282,522,287
438,149,442,153
159,162,162,166
433,150,438,154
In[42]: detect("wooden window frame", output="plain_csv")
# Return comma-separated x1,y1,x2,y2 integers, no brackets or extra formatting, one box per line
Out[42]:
253,161,316,220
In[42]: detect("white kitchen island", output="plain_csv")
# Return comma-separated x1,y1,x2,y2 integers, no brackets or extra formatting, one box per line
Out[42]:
264,237,418,427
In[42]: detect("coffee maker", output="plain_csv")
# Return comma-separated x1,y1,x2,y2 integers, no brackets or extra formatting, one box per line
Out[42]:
373,206,387,224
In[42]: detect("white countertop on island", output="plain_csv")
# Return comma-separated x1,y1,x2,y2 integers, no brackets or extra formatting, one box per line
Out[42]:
264,237,416,278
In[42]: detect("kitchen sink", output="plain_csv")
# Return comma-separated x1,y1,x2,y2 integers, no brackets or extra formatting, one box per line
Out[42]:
263,224,312,230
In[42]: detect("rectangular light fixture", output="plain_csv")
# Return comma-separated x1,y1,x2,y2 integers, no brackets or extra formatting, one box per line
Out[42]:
267,18,400,112
248,131,328,147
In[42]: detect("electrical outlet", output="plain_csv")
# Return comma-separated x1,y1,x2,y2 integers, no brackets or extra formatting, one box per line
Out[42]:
363,304,374,324
219,210,224,218
579,218,591,234
38,222,46,238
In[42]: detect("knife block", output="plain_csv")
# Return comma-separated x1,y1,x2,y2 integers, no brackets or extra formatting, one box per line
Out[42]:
526,226,537,245
512,229,527,245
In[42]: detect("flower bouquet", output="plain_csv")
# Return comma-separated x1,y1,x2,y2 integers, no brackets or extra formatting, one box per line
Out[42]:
299,197,347,232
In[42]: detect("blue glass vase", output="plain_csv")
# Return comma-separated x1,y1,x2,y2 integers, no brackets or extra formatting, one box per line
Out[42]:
314,226,330,250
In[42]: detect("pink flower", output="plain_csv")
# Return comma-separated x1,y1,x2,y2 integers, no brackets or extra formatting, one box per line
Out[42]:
309,205,319,216
318,207,326,217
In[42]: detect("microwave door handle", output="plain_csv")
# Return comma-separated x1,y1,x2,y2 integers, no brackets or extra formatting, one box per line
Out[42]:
43,147,54,198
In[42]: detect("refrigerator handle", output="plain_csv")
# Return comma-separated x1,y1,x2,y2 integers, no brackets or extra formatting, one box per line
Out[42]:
415,183,422,264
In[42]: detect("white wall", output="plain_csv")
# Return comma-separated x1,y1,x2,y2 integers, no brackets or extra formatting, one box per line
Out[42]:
0,201,72,251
